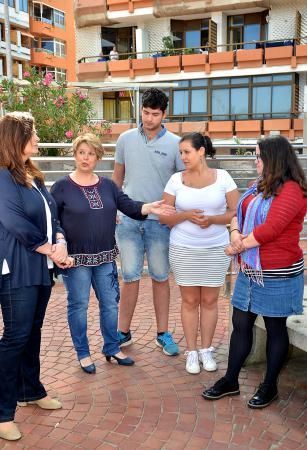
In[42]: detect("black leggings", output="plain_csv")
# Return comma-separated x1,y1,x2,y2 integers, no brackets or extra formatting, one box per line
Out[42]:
225,307,289,386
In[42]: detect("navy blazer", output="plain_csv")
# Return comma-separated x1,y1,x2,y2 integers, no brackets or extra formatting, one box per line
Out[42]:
0,168,63,288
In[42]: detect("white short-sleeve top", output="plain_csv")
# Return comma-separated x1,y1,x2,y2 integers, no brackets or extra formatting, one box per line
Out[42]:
164,169,237,248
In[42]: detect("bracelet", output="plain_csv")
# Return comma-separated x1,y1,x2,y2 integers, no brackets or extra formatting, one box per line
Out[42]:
230,228,240,234
56,238,67,245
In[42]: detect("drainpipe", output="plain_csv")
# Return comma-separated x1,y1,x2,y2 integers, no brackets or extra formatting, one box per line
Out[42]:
4,0,13,79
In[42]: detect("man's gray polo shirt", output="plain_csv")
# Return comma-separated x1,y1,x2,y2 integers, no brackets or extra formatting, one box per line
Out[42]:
115,125,184,220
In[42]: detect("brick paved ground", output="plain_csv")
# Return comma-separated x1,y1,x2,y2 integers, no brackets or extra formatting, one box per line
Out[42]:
1,275,306,450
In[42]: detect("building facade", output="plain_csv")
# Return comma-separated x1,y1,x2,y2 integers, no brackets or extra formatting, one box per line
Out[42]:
29,0,76,82
0,0,31,79
75,0,307,142
0,1,76,83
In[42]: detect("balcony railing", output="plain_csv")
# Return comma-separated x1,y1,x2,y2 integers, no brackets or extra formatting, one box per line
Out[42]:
78,35,307,64
32,16,65,30
77,35,307,82
33,47,66,58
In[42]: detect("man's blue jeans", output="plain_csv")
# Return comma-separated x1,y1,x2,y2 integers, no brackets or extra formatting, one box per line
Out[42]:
0,275,51,422
62,262,120,359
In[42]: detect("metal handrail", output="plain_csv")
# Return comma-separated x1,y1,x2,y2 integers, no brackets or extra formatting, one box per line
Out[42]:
34,144,307,153
78,35,307,63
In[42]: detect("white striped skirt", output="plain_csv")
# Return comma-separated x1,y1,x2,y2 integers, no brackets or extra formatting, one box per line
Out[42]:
169,244,231,287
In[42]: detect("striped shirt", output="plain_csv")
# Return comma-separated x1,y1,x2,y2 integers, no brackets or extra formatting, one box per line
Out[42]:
243,258,304,279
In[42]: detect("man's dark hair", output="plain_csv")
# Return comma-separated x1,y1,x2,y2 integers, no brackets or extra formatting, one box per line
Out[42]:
142,88,168,112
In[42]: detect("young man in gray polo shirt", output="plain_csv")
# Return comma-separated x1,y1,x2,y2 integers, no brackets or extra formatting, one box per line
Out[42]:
113,88,184,356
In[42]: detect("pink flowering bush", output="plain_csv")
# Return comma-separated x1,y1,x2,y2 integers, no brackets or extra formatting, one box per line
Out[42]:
0,68,111,154
65,130,73,139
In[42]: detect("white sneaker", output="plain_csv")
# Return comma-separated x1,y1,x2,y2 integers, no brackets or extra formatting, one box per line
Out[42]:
199,347,217,372
185,350,201,374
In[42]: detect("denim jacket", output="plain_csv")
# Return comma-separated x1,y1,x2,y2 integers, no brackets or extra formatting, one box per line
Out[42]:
0,168,64,288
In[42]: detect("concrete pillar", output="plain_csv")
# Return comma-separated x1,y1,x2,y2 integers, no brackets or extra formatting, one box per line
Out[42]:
135,27,149,58
18,62,22,79
211,11,227,52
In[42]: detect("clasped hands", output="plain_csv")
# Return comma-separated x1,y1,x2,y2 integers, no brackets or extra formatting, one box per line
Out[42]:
186,209,211,229
225,232,246,256
50,243,74,269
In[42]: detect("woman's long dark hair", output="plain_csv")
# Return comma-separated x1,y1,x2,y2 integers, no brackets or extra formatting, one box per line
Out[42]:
257,135,307,197
0,111,44,186
180,132,216,158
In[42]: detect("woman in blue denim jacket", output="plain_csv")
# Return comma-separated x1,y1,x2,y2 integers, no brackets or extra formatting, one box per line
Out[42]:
0,112,72,442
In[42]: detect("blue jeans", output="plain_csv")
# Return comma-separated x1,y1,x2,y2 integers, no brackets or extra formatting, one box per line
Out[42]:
116,217,170,282
0,275,51,422
62,262,120,358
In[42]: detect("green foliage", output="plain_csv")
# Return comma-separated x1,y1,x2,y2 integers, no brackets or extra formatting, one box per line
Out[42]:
0,68,111,155
162,36,176,56
182,48,194,55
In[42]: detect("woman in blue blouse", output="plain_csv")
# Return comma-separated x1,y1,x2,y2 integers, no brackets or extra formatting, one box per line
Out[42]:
0,112,72,442
51,133,174,373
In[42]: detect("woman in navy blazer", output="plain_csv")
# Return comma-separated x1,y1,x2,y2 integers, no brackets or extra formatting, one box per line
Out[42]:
0,112,72,442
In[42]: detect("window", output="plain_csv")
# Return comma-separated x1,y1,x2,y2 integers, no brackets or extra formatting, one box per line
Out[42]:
19,0,28,12
253,86,271,118
0,0,15,5
272,85,292,116
41,5,52,24
212,89,229,120
54,9,65,29
230,87,249,119
139,74,294,122
252,75,293,118
41,66,66,82
40,39,65,57
41,39,54,54
191,89,207,114
101,26,135,58
228,12,268,49
103,91,133,123
54,40,65,57
171,19,213,50
33,4,65,29
173,90,189,115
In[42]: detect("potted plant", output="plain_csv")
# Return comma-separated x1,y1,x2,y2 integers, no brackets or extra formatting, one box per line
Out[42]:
156,35,181,73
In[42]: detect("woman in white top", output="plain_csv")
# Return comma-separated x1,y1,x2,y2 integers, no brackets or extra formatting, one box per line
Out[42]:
161,133,239,374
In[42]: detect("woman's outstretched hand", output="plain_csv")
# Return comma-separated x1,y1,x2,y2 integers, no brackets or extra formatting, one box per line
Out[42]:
142,200,176,216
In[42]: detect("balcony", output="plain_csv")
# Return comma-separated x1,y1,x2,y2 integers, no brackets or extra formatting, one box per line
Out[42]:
74,0,270,26
75,0,112,27
77,37,307,81
30,18,66,40
153,0,270,18
104,117,302,141
0,41,30,60
31,48,67,69
0,3,29,28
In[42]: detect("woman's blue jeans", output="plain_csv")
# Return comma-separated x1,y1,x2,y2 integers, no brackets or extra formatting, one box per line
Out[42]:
0,275,51,422
62,262,120,359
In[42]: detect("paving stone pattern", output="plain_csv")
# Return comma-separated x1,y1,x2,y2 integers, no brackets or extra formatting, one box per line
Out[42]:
0,276,306,449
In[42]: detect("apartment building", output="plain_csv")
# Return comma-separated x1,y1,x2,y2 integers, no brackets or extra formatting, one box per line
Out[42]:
29,0,76,82
75,0,307,142
0,0,31,79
